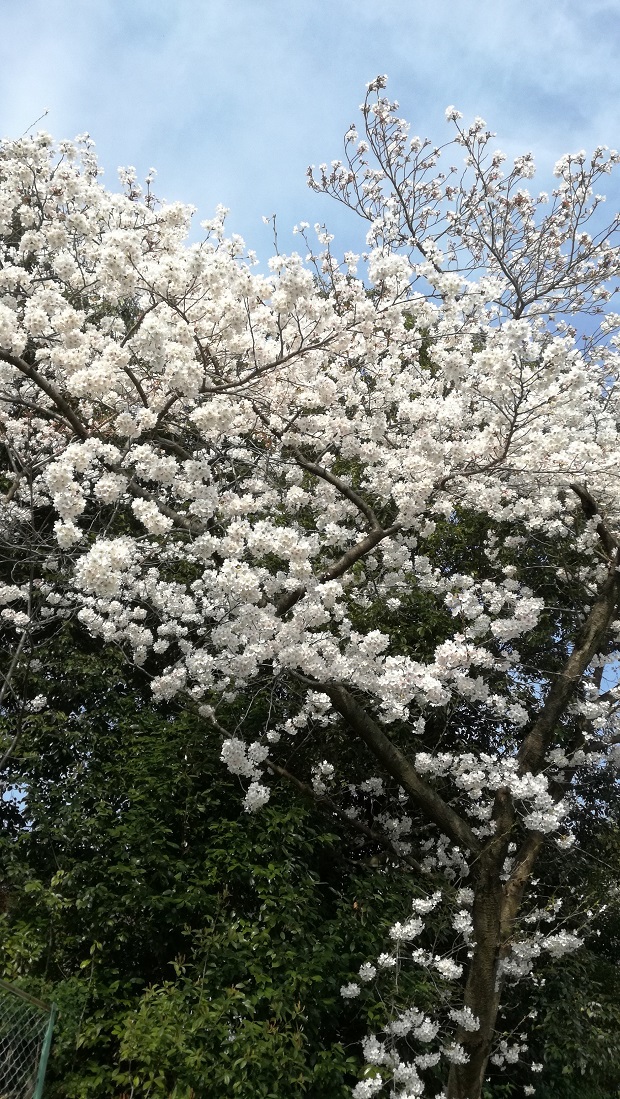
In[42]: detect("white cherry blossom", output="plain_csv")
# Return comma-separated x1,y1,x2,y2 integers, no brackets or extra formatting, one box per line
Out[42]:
2,83,620,1099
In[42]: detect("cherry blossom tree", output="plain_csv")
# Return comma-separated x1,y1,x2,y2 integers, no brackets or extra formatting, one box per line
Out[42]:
1,78,620,1099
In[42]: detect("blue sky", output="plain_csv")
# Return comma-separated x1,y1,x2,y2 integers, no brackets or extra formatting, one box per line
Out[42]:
1,0,620,256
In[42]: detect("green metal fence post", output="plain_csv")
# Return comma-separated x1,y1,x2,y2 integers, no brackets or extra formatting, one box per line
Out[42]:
32,1002,56,1099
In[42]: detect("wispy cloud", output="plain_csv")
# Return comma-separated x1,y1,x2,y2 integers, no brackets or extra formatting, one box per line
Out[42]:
1,0,618,253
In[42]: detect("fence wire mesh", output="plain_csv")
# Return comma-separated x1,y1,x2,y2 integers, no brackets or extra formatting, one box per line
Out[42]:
0,980,55,1099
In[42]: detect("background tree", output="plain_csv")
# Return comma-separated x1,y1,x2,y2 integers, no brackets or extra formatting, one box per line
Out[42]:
1,628,435,1098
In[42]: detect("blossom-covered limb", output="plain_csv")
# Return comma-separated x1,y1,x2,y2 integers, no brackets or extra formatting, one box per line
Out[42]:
0,349,88,439
285,443,383,530
518,561,620,775
570,481,619,558
275,524,401,617
324,682,481,855
266,757,423,872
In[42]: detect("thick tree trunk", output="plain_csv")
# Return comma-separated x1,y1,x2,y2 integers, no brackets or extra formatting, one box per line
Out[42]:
446,871,504,1099
446,789,514,1099
446,824,546,1099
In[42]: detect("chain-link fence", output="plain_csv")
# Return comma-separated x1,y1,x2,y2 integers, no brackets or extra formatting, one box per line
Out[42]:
0,980,56,1099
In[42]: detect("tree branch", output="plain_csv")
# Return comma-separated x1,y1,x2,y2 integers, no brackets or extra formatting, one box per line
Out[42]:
570,482,618,558
517,560,620,775
0,351,88,439
285,444,381,530
321,682,481,854
500,831,545,938
275,525,401,617
266,758,423,872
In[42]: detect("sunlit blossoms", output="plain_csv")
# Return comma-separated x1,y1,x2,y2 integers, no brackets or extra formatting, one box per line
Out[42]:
2,78,620,1099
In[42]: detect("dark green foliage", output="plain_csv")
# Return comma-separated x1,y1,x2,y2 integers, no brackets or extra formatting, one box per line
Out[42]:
0,632,422,1097
529,949,620,1099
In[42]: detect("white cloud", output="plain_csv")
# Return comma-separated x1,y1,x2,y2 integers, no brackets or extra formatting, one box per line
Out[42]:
1,0,619,254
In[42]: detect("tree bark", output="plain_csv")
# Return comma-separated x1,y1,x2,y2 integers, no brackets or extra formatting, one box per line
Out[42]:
446,789,514,1099
446,827,545,1099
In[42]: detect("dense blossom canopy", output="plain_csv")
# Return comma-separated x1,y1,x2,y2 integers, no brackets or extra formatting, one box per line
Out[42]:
1,79,620,1099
